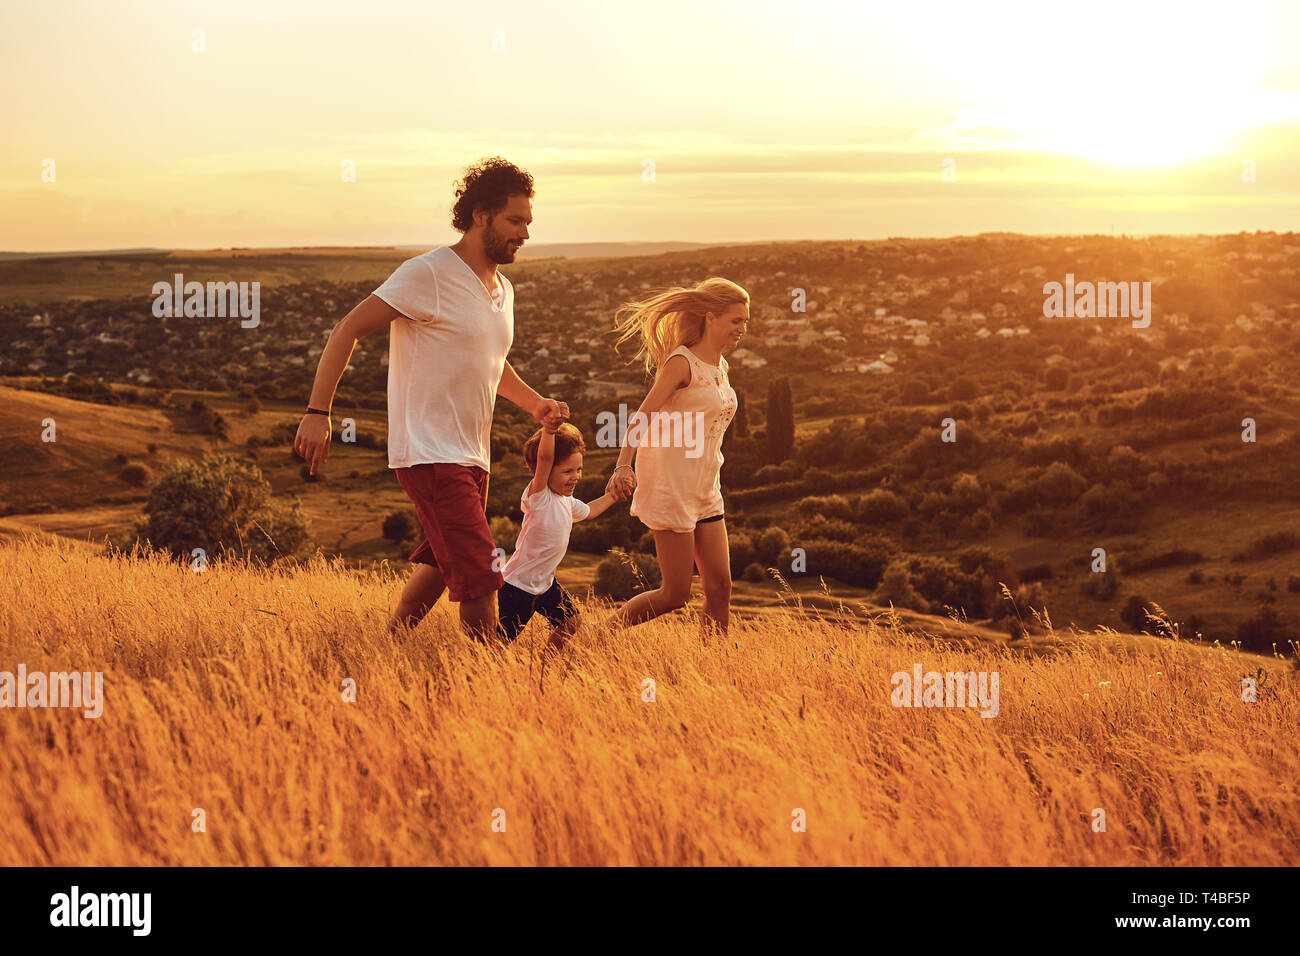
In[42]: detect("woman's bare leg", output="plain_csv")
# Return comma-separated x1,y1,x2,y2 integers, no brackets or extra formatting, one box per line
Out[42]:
604,530,696,629
693,518,732,639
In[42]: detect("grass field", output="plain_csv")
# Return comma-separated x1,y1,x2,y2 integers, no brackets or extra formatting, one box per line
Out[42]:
1,535,1295,866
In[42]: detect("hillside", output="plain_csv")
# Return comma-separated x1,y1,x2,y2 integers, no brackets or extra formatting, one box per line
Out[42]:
1,536,1294,866
4,233,1300,657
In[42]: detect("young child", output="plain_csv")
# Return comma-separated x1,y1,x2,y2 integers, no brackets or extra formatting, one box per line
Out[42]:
498,420,619,645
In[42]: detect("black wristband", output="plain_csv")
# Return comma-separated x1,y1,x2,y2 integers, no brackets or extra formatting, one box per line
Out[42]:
305,407,330,416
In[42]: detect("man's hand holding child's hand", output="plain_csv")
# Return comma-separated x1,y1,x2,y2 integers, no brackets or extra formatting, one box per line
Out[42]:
536,398,569,431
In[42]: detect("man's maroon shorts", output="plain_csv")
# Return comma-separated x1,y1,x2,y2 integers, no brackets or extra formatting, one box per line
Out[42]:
394,463,504,603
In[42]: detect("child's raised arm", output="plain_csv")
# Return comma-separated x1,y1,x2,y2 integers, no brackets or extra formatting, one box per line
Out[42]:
527,423,558,497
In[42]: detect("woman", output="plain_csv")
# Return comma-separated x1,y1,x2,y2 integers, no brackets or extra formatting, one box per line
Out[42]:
603,277,749,638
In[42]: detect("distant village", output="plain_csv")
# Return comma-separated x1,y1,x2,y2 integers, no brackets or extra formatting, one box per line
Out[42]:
3,233,1298,405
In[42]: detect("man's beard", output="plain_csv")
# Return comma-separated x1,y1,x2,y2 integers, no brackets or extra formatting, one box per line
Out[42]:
483,219,520,264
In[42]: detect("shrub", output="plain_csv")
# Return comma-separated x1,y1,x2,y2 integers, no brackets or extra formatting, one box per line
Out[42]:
880,558,926,611
594,549,662,600
795,514,860,543
1120,595,1158,632
795,493,856,521
1247,531,1300,559
798,538,893,589
489,515,520,549
947,377,978,401
1019,562,1054,583
1237,604,1292,651
728,532,756,577
1082,570,1118,600
1127,549,1204,572
742,562,766,583
119,462,151,487
382,510,418,543
756,526,790,565
859,489,908,523
135,453,311,563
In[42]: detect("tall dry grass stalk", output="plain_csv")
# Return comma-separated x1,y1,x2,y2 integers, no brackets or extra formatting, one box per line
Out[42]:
1,535,1296,865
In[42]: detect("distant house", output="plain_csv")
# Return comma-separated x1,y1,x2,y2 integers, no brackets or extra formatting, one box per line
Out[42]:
730,348,767,368
864,360,894,374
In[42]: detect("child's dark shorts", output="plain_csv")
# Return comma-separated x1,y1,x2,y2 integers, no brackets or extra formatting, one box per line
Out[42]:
497,579,578,642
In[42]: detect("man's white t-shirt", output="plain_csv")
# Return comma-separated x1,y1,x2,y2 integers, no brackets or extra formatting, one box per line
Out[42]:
502,485,591,595
372,246,514,471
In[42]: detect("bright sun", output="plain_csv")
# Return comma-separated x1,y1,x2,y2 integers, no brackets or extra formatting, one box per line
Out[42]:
924,0,1278,168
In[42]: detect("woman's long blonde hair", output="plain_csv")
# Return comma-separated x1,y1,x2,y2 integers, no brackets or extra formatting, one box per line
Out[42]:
610,276,749,376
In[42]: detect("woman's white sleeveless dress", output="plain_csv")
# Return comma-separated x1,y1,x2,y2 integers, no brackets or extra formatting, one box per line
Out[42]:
629,344,738,533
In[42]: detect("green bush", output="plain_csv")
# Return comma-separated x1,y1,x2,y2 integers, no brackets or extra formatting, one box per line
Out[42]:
135,453,311,563
119,462,151,487
756,526,790,565
859,489,908,523
382,510,418,543
1082,570,1119,600
594,549,662,601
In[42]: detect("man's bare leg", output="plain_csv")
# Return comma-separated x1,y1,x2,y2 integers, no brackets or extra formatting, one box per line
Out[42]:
459,592,500,642
390,563,446,633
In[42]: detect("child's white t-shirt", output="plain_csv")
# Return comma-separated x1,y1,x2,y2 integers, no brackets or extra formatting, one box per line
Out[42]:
502,485,591,595
371,246,514,471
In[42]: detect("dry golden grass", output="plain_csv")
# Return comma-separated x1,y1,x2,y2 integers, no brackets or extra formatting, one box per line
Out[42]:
1,534,1296,866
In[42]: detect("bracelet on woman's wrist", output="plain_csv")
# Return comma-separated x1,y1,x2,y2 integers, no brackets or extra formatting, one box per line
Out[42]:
614,464,633,473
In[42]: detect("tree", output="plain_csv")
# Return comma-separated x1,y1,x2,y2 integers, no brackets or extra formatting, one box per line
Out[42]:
136,453,312,563
765,377,795,464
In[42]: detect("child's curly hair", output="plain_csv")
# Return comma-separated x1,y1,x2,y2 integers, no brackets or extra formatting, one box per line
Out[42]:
523,423,586,472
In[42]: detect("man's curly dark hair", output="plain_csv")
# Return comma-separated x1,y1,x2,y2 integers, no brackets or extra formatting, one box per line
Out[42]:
450,157,535,233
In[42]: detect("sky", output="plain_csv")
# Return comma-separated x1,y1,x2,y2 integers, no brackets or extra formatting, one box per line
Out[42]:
2,0,1299,252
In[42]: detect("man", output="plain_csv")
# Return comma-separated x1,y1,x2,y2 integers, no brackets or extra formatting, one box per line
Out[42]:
294,157,567,640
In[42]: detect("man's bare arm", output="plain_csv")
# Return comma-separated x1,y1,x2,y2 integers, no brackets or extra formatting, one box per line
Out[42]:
499,359,569,427
306,294,401,410
294,294,401,474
